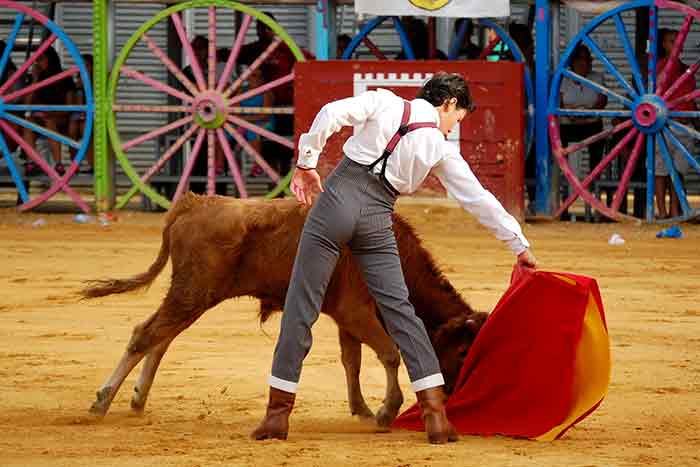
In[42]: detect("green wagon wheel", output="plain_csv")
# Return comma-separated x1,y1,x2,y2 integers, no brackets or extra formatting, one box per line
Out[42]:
108,0,304,209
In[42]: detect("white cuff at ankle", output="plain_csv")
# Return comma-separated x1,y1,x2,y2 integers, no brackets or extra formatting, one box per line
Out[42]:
269,375,298,393
411,373,445,393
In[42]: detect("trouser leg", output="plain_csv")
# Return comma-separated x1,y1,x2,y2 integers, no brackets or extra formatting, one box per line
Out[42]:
349,216,443,393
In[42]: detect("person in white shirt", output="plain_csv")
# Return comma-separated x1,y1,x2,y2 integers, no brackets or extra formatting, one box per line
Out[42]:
252,73,537,444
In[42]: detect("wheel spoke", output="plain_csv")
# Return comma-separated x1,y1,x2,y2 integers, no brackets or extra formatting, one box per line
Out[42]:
121,66,193,103
393,16,416,60
2,104,87,113
555,108,632,119
227,115,293,149
2,66,80,103
140,32,199,97
614,14,645,94
224,37,283,99
207,129,215,195
611,132,645,211
0,34,58,95
562,69,633,108
668,87,700,111
0,120,87,210
228,72,294,106
647,6,658,94
122,115,193,151
217,14,252,92
112,104,188,113
170,12,206,92
362,37,388,60
208,6,217,91
664,127,700,174
215,128,248,197
119,124,199,205
582,35,637,98
561,119,633,157
0,13,25,85
669,111,700,119
668,119,700,141
173,128,207,202
0,111,80,149
662,58,700,100
0,126,29,202
228,106,293,115
223,122,280,182
657,132,692,216
556,127,638,215
657,14,693,95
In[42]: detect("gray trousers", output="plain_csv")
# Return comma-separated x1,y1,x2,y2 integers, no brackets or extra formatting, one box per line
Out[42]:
269,157,444,394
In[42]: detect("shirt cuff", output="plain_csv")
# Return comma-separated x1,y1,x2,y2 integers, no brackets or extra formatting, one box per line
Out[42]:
297,146,320,169
508,236,530,256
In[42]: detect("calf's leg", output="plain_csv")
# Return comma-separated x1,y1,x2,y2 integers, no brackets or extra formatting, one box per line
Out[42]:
338,329,374,419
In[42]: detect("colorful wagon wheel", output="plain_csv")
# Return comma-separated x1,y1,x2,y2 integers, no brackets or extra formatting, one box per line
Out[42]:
340,16,416,60
110,0,304,210
548,0,700,223
341,17,534,157
0,0,93,212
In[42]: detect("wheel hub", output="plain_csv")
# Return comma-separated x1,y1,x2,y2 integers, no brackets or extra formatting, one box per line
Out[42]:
632,95,668,134
192,91,227,129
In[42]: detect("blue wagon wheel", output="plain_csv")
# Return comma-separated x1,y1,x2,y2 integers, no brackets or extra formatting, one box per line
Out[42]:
548,0,700,223
341,16,416,60
0,0,93,212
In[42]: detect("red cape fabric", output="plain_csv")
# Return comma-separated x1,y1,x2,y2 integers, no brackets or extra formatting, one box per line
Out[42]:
392,266,606,439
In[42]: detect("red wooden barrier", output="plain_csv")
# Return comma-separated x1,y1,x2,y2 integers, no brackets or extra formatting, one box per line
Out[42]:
294,60,525,219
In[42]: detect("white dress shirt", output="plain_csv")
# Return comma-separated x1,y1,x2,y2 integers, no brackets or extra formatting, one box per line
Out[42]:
297,88,530,255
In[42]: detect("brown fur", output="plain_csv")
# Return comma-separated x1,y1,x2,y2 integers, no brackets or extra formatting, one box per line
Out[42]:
83,193,486,425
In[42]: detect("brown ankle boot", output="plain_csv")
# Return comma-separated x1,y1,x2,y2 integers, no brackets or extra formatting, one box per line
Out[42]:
416,387,458,444
251,387,296,440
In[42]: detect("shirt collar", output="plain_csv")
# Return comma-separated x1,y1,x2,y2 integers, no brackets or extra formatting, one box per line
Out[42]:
413,98,440,125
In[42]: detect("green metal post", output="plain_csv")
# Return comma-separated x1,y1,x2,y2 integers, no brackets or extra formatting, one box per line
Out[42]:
93,0,114,211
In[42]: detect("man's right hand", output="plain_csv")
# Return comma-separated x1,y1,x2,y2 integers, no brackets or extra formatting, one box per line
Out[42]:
517,249,537,269
290,167,324,206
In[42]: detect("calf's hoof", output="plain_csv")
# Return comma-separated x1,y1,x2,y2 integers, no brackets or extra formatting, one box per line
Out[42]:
88,386,112,417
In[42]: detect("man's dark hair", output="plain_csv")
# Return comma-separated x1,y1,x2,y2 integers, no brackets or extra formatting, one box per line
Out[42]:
417,72,474,112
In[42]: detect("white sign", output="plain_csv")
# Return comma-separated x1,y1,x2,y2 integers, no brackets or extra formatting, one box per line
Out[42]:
355,0,509,18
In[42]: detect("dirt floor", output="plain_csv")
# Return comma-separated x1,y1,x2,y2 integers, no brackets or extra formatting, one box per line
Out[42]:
0,200,698,467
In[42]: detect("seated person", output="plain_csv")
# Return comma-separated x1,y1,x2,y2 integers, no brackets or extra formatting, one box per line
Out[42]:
395,17,447,60
22,46,76,176
68,54,93,173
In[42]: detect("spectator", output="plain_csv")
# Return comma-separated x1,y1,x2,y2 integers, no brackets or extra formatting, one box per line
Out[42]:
654,28,696,219
483,27,512,61
559,44,608,217
237,65,274,177
453,18,480,60
239,12,314,178
395,17,447,60
0,40,22,154
336,33,352,58
22,46,76,176
68,54,93,173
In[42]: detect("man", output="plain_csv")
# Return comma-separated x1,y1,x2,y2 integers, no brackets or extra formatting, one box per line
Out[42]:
252,73,537,444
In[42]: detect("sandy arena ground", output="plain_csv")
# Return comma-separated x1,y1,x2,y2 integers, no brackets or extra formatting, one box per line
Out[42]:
0,200,698,467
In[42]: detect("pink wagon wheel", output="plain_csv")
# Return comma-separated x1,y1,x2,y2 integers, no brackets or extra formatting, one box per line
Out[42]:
0,0,93,213
110,0,305,210
548,0,700,223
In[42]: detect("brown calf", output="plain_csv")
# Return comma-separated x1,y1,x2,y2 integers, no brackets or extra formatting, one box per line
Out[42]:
82,193,487,427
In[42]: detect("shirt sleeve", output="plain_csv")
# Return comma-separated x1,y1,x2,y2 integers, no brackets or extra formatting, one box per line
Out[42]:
297,90,384,168
433,142,531,255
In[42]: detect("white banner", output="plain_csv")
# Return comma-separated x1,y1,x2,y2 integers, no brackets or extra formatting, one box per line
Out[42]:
354,0,510,18
561,1,628,14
